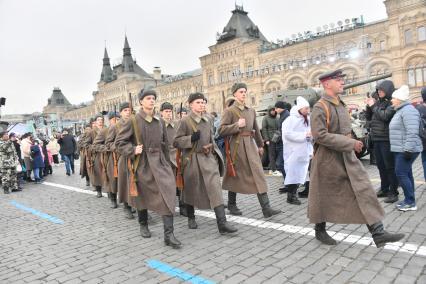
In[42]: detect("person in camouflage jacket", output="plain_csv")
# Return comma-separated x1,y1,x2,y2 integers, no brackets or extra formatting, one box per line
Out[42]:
0,131,19,194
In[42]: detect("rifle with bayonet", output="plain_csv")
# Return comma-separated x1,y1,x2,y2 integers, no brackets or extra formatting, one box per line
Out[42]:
176,102,184,190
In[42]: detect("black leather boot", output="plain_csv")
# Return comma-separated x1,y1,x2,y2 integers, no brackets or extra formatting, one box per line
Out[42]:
257,193,281,218
315,222,337,245
367,222,405,248
85,176,90,187
214,205,238,235
163,215,182,249
186,204,198,229
123,202,134,219
298,181,309,198
179,200,188,217
95,186,102,198
4,188,10,194
110,193,118,209
227,191,242,215
138,209,151,238
287,185,301,205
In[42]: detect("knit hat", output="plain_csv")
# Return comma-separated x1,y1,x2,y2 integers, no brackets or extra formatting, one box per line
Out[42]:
231,82,247,95
108,111,120,120
119,102,130,112
177,107,188,114
274,101,286,109
138,88,157,101
188,92,205,104
296,96,310,110
94,114,104,120
421,86,426,103
160,102,173,111
392,85,410,102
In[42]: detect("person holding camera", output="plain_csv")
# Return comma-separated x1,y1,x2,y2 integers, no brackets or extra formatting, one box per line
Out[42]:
365,80,399,203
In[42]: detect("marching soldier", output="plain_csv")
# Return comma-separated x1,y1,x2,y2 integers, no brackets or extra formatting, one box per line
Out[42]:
219,83,281,218
92,114,109,197
174,92,238,234
83,114,104,197
309,69,404,247
79,120,93,187
0,131,19,194
114,103,134,219
177,107,188,119
103,111,121,208
116,89,182,249
160,102,187,216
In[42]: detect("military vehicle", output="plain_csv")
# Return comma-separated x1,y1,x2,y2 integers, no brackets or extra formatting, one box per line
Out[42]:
255,73,392,159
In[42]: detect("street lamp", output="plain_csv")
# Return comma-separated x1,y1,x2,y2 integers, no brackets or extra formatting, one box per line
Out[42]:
0,97,6,119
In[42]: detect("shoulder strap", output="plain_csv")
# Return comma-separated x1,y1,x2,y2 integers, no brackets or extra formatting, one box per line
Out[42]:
187,117,198,132
317,99,330,130
230,107,242,119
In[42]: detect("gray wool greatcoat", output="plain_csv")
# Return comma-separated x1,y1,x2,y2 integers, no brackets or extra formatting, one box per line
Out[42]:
104,124,119,194
115,110,176,216
92,127,109,191
82,127,100,186
308,94,385,225
219,102,268,194
173,112,225,209
114,120,130,204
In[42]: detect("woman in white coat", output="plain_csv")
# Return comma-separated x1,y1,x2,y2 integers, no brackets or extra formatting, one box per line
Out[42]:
282,96,313,205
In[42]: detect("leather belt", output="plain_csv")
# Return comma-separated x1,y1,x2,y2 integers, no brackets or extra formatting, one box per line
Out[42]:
240,130,254,137
146,147,161,153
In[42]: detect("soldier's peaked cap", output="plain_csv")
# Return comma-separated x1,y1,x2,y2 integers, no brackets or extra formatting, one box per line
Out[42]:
188,92,205,104
318,69,346,82
108,111,120,120
231,82,247,95
160,102,173,111
138,88,157,100
119,102,130,112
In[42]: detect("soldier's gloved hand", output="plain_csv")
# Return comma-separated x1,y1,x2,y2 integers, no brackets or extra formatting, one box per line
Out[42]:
403,151,412,160
191,131,201,142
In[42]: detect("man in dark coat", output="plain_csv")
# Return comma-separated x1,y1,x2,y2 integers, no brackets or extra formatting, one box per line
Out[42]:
262,105,279,175
58,130,76,176
116,89,182,249
274,101,292,194
415,86,426,181
309,69,405,248
174,92,237,234
365,80,399,203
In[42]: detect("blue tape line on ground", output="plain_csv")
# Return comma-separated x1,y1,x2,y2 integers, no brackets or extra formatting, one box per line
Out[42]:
146,259,215,284
10,200,64,224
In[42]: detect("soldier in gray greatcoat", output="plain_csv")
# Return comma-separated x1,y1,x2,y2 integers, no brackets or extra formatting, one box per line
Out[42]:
309,69,405,247
174,92,238,234
115,89,181,249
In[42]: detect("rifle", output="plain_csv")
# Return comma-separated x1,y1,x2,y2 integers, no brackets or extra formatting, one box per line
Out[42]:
127,92,140,197
224,138,236,177
175,102,184,189
112,105,119,178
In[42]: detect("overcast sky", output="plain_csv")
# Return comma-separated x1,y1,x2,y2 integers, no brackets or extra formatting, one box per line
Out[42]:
0,0,387,115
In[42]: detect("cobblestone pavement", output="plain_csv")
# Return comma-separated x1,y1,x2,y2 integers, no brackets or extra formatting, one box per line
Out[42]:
1,158,425,284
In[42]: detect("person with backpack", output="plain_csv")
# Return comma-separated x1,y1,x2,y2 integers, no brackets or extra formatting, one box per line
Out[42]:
30,140,45,184
415,86,426,181
389,85,423,211
309,69,404,247
365,80,399,203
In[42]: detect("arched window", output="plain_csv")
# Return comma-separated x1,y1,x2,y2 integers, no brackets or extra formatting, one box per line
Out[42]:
406,57,426,87
405,29,413,45
418,26,426,42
